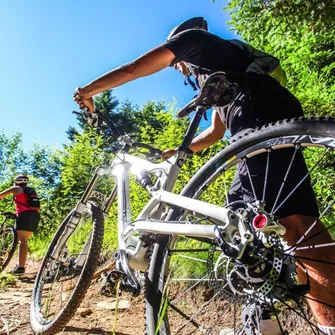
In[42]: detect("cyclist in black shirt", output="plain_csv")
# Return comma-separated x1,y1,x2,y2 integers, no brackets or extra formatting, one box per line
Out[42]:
74,17,335,332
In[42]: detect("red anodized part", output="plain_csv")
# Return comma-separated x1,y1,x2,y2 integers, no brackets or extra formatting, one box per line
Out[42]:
253,214,268,230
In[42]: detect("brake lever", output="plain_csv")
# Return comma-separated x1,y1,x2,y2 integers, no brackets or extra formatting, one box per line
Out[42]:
87,111,100,127
72,110,87,122
72,107,121,139
72,110,100,128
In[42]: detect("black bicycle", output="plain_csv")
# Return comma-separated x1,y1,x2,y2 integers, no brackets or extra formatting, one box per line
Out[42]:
0,211,18,273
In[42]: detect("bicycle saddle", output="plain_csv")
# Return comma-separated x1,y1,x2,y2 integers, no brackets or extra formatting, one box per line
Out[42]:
177,71,238,118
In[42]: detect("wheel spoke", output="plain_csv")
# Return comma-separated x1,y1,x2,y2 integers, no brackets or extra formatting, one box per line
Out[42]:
284,282,318,335
171,274,209,304
262,149,271,202
173,290,221,334
171,254,207,263
273,147,329,215
275,283,335,310
32,204,104,331
204,303,233,335
244,159,257,201
287,199,335,253
269,293,328,334
168,302,204,333
269,295,288,335
287,221,335,253
295,241,335,251
286,253,335,266
169,249,211,253
271,146,298,214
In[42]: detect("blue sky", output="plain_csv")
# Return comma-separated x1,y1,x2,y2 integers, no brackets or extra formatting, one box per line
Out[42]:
0,0,237,150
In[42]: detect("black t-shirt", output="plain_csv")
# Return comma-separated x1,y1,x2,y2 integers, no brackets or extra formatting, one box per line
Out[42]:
162,29,302,132
163,29,250,77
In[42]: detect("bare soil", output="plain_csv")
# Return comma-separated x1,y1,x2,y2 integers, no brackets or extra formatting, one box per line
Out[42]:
0,259,316,335
0,259,144,335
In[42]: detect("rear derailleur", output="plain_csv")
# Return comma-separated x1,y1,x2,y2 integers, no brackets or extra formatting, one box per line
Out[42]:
100,249,141,297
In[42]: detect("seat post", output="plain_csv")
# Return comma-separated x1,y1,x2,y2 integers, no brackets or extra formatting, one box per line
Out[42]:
180,106,206,149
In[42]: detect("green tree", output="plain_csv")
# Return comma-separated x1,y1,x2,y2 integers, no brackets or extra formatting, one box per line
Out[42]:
0,131,27,186
224,0,335,116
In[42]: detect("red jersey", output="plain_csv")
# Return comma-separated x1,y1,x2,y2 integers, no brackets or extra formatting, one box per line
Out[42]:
14,191,31,215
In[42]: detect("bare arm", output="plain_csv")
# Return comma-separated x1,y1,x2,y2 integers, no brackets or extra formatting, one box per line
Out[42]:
162,110,226,159
0,186,22,200
189,110,226,153
75,46,176,111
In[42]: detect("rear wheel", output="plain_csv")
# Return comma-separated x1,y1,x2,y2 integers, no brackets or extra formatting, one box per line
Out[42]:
0,227,18,272
146,117,335,334
30,202,104,334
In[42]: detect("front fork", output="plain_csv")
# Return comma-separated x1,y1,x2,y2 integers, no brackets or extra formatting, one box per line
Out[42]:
50,167,108,261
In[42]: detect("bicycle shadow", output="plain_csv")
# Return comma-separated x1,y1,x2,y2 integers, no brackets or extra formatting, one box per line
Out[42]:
62,326,132,334
15,273,36,284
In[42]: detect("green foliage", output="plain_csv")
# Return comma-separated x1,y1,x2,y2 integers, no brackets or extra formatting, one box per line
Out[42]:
0,131,27,184
224,0,335,116
0,272,16,288
0,131,27,212
28,235,51,260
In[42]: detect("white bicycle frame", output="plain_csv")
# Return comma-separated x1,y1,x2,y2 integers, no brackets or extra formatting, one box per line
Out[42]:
53,148,247,271
51,108,253,272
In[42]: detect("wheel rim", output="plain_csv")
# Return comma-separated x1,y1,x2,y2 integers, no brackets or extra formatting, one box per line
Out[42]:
156,135,335,335
0,229,15,269
34,207,95,325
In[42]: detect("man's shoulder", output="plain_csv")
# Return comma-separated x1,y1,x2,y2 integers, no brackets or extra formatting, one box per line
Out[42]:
172,29,224,42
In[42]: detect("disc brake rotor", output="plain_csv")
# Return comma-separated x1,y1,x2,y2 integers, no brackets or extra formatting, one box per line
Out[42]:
207,238,284,304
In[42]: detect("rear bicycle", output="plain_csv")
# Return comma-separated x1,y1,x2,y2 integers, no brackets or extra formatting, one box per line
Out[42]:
0,212,18,273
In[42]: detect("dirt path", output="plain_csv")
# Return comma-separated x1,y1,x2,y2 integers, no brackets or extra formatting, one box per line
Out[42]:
0,259,314,335
0,260,144,335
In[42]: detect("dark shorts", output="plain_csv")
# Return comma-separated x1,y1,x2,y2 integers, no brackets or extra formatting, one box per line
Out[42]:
15,211,40,233
227,149,319,219
222,74,319,218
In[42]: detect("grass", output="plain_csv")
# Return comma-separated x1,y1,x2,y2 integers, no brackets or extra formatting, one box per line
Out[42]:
0,272,17,288
29,234,52,260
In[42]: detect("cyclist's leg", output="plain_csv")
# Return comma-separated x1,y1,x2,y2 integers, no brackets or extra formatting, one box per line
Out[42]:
17,230,33,268
16,210,40,268
280,215,335,326
236,150,335,326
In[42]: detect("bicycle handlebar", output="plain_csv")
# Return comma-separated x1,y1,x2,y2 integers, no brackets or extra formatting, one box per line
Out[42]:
0,211,17,219
72,110,121,139
72,110,162,159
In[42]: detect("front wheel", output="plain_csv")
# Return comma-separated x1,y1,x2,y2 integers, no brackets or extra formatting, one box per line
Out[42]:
146,117,335,334
30,202,104,335
0,227,18,273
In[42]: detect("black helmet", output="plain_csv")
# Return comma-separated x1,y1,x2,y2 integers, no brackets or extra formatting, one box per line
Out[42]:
167,17,208,40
